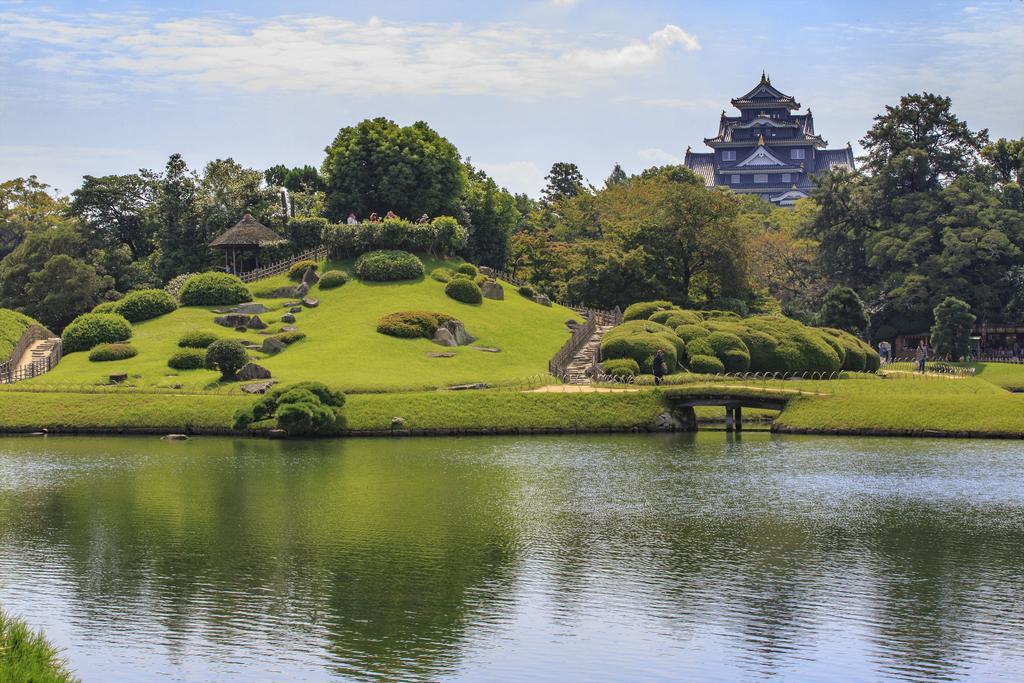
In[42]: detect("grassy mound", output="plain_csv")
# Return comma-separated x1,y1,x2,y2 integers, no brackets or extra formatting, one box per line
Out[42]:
31,256,581,392
0,308,41,360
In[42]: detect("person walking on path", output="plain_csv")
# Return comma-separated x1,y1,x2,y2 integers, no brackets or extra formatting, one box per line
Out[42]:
916,340,927,373
652,349,666,386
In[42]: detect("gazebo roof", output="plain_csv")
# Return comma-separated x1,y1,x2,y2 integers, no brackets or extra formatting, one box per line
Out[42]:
210,214,285,249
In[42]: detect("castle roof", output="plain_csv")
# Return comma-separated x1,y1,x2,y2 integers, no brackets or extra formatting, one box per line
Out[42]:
730,72,800,110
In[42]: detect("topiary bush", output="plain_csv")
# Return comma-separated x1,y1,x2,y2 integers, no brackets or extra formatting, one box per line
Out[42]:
430,267,455,283
457,263,478,277
88,343,137,362
685,336,715,360
354,250,424,282
62,313,132,353
744,316,841,373
168,349,205,370
178,272,252,306
518,285,536,299
287,259,319,281
689,354,725,374
445,277,483,304
820,327,876,372
247,381,346,435
91,300,119,313
112,288,178,322
661,311,705,328
720,349,751,373
602,358,640,377
178,330,219,348
675,324,710,343
623,300,674,322
318,270,349,289
706,331,749,360
377,311,455,338
204,339,249,379
600,320,684,373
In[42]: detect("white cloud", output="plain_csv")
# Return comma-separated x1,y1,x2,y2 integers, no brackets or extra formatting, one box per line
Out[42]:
637,148,681,165
550,0,580,6
0,10,699,98
475,160,547,196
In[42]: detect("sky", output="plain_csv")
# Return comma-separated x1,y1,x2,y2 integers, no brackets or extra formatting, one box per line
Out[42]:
1,0,1022,197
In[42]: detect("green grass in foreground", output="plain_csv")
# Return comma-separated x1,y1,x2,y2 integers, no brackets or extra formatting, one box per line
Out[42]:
0,609,77,683
29,256,580,393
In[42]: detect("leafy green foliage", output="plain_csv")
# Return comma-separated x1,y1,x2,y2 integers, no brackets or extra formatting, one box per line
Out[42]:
25,253,115,331
287,260,318,281
444,277,483,304
245,381,346,435
91,301,118,313
430,267,454,283
462,164,519,268
168,349,205,370
353,250,424,281
62,313,132,353
931,297,976,359
600,320,683,373
457,263,478,277
203,339,249,379
376,311,455,339
317,270,349,289
518,285,535,298
542,162,585,203
285,215,328,252
88,343,137,362
0,307,41,360
322,216,467,258
818,286,869,335
178,330,219,348
269,331,306,345
601,357,639,377
178,272,252,306
688,354,725,374
623,301,674,322
112,288,178,322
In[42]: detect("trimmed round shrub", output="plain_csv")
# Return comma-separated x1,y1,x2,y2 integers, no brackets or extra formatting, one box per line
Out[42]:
817,332,849,369
178,272,252,306
287,259,318,281
354,250,424,282
276,400,336,435
377,311,455,338
277,387,320,407
675,324,710,342
88,343,137,362
689,354,725,374
623,300,674,322
702,309,742,320
648,308,681,324
602,358,640,377
661,311,704,328
706,331,749,357
318,270,349,289
457,263,478,277
430,267,455,283
685,336,715,360
733,328,781,371
721,349,751,373
91,300,118,313
253,381,346,422
445,277,483,304
113,288,178,322
600,320,683,373
178,330,219,348
744,316,841,373
168,349,205,370
518,285,536,298
204,339,249,379
62,313,132,353
820,327,875,372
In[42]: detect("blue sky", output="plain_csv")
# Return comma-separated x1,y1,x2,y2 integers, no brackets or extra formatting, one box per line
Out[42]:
1,0,1021,197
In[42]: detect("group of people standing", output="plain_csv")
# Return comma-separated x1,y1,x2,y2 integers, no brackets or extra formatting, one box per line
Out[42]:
345,211,431,225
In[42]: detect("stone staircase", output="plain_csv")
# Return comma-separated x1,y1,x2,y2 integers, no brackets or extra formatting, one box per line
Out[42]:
16,337,61,373
564,324,613,384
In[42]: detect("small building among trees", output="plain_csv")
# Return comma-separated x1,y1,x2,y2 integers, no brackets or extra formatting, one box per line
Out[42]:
209,213,286,273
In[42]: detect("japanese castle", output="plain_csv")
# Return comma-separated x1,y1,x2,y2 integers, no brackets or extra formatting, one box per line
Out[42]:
683,72,856,206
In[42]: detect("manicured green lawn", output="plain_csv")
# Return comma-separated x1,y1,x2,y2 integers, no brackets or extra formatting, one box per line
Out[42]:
30,257,581,393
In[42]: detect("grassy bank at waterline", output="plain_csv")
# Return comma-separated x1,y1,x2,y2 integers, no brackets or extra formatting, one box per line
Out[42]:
0,608,77,683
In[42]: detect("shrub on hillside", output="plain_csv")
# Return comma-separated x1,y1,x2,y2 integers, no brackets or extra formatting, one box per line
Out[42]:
623,300,674,322
269,331,307,345
602,358,640,377
241,381,346,435
168,349,205,370
178,330,219,348
657,310,704,328
820,327,876,372
354,250,424,281
377,311,455,338
744,316,841,373
62,313,132,353
600,320,684,373
720,349,751,373
445,277,483,304
204,339,249,379
178,272,252,306
706,331,748,357
112,288,177,322
518,285,536,299
430,267,454,283
457,263,478,277
318,270,349,289
675,324,710,343
287,259,319,281
285,215,329,252
689,354,725,374
88,343,137,362
685,336,715,360
322,216,467,259
91,301,118,314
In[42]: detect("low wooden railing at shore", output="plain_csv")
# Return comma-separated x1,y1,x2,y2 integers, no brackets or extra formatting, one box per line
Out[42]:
0,324,61,384
238,246,327,283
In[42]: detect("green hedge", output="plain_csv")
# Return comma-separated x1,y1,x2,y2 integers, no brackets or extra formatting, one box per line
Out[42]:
241,381,346,435
622,300,674,322
602,358,640,377
178,272,252,306
322,216,467,258
88,343,137,362
354,250,425,281
457,263,478,277
518,285,536,298
430,267,454,283
721,349,751,373
318,270,349,289
178,330,219,348
168,349,205,370
112,288,178,322
377,311,455,339
600,320,684,373
62,313,132,353
445,277,483,304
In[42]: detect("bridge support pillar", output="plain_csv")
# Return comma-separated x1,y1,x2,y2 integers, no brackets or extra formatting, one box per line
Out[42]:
672,406,698,432
725,406,735,432
735,406,743,432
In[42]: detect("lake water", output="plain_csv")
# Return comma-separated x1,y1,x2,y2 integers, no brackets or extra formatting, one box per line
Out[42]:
1,433,1023,682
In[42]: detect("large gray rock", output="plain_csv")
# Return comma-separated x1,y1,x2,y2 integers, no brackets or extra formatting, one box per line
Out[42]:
301,298,319,308
432,327,457,347
479,266,496,278
269,286,301,299
214,313,251,328
441,320,476,345
261,337,287,354
534,295,552,307
236,363,272,380
281,325,299,332
302,267,320,285
231,303,270,314
281,313,296,324
481,280,504,300
289,306,302,313
241,380,277,394
246,315,267,330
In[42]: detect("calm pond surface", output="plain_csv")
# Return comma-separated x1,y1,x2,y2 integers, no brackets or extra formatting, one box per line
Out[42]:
1,432,1023,682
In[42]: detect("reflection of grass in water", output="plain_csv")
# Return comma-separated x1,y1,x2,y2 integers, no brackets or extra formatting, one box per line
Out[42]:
0,608,77,682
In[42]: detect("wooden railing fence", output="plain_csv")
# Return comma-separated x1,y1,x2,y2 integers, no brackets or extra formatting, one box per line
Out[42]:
0,325,61,384
238,246,327,283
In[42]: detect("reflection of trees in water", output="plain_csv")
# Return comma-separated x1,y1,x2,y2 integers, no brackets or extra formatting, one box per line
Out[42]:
0,437,524,681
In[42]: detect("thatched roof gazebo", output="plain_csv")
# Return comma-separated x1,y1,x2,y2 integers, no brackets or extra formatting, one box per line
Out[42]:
210,213,286,273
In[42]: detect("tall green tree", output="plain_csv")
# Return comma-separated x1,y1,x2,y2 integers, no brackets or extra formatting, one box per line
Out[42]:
604,163,628,189
541,162,585,204
930,297,975,360
461,165,520,268
69,172,157,259
981,138,1024,185
818,286,870,334
321,118,465,221
154,153,201,279
0,227,86,313
0,176,74,259
25,254,114,331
